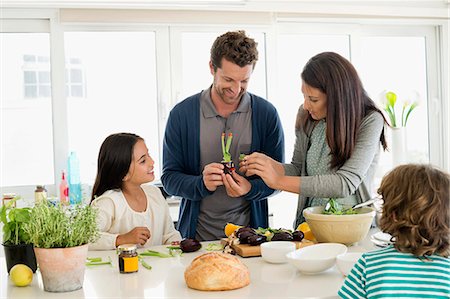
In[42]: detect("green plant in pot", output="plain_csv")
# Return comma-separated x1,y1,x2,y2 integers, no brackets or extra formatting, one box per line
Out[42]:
0,197,37,274
23,201,99,292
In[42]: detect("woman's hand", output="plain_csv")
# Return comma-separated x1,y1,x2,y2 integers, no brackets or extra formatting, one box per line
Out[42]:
240,152,285,189
116,227,151,246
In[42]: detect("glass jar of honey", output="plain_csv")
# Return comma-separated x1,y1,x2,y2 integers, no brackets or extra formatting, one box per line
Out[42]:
117,244,138,273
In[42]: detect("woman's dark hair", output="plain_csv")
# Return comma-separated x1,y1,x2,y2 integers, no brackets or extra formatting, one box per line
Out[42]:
210,30,258,71
379,164,450,257
91,133,143,202
297,52,388,169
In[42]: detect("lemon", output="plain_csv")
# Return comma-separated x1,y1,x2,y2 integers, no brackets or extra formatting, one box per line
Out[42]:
224,223,242,237
296,222,316,241
10,264,33,287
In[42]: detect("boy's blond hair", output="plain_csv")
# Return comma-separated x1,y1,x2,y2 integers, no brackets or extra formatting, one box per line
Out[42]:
379,164,450,257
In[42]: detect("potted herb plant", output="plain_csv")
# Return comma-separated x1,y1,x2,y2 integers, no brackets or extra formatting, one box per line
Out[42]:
1,197,37,273
23,201,99,292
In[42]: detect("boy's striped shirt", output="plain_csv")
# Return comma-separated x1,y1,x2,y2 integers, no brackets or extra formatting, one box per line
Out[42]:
338,245,450,299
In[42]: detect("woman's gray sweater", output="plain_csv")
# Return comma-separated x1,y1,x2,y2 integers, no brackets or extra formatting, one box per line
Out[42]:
284,106,385,228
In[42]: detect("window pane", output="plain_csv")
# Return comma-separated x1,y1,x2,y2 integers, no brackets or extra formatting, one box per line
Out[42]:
180,31,267,101
0,33,54,187
276,34,350,163
24,71,36,83
70,85,83,97
70,69,82,83
39,84,51,97
64,32,159,186
23,55,35,62
38,71,50,83
358,36,429,175
24,85,37,98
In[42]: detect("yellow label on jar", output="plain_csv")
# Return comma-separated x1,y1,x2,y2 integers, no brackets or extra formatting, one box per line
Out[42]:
123,256,138,272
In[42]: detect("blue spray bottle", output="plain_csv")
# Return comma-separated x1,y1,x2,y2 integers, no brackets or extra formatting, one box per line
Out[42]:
68,151,82,204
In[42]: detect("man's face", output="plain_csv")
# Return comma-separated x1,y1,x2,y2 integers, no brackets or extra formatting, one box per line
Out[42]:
210,58,253,106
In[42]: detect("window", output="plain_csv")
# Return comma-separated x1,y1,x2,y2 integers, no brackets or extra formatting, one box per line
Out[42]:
171,28,268,103
66,58,86,98
0,33,55,189
64,32,159,187
22,55,51,98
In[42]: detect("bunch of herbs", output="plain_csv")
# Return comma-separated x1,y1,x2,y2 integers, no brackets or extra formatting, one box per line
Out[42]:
0,197,31,245
24,201,99,248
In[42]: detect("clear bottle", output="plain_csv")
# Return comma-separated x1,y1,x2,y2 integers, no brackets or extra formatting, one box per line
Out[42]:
34,185,47,203
60,171,69,206
68,152,82,205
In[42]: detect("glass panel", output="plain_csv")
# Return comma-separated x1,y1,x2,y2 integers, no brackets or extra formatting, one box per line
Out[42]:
272,33,350,229
358,36,429,176
180,31,267,101
38,71,50,83
64,32,159,186
275,34,350,163
0,33,54,187
24,71,36,83
70,69,82,83
39,85,51,97
24,85,37,98
70,85,83,97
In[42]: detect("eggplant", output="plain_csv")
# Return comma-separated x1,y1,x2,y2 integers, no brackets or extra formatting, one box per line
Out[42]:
247,234,267,246
180,238,201,252
238,230,256,244
292,230,304,242
271,231,293,241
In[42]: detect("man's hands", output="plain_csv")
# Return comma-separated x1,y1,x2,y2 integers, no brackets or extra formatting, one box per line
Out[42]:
203,163,225,192
202,162,250,197
222,171,251,197
116,226,151,247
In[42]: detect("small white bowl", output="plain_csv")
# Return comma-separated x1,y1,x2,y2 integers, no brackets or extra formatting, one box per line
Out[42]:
286,243,347,274
336,252,363,276
261,241,296,264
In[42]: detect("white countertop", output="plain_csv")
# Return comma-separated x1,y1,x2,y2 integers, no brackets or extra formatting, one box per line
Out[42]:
1,229,379,299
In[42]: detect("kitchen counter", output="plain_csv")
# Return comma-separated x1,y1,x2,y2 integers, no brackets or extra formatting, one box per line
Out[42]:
0,229,379,299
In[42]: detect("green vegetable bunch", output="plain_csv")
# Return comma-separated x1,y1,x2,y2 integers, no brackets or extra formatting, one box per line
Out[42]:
221,132,233,162
381,91,419,127
24,201,99,248
0,197,31,245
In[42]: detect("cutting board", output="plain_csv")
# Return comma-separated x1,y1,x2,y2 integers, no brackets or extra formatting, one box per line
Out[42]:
221,238,315,257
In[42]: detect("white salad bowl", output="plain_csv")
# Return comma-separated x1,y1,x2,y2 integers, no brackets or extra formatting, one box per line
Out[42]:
261,241,296,264
286,243,347,274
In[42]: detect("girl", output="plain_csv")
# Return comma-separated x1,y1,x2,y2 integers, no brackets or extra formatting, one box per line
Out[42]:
339,164,450,298
89,133,181,250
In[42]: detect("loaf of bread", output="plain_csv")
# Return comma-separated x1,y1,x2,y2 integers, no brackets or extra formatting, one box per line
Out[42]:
184,252,250,291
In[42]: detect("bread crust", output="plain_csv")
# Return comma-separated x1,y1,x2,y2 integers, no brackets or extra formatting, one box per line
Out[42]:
184,252,250,291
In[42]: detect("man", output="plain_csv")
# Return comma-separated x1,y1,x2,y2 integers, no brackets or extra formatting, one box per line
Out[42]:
162,30,284,240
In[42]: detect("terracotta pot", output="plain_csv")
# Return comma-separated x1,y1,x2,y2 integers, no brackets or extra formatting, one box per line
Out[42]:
3,243,37,273
34,244,88,292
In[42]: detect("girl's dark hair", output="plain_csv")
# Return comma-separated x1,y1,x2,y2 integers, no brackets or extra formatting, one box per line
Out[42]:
379,164,450,257
210,30,258,71
91,133,143,203
297,52,388,169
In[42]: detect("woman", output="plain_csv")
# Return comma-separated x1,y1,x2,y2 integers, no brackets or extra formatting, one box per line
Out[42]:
242,52,387,227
